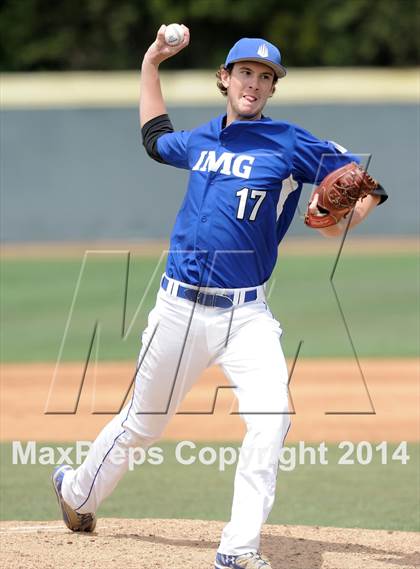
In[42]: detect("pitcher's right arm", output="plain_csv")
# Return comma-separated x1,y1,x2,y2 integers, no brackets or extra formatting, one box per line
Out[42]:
140,24,190,127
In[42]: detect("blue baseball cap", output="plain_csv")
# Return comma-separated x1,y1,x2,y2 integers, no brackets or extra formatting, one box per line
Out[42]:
225,38,287,78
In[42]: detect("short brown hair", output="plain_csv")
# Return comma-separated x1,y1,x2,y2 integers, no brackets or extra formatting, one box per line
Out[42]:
216,64,233,97
216,63,278,97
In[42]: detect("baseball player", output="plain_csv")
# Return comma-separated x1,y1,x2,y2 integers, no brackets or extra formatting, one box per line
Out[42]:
53,25,388,569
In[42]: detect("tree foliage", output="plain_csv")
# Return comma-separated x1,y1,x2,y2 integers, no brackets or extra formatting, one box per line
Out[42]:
0,0,418,71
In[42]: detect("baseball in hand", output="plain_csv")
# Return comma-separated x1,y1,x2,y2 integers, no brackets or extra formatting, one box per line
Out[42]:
164,23,184,46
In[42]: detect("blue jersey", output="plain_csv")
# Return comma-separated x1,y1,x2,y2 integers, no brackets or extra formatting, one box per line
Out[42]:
157,114,358,288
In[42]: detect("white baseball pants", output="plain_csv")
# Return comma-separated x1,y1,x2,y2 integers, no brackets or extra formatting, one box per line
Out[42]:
61,277,291,555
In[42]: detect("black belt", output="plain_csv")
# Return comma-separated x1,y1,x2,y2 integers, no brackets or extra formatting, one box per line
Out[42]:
161,276,258,308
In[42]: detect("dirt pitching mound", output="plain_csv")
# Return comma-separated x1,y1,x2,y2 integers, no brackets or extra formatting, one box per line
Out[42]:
1,519,419,569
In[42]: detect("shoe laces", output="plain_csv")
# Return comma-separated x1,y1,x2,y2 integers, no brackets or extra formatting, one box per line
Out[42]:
78,512,94,530
236,552,271,568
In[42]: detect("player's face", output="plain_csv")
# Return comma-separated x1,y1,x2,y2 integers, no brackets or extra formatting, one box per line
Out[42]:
221,62,276,123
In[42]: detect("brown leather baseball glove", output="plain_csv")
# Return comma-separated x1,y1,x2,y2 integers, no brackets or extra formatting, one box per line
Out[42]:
304,162,378,229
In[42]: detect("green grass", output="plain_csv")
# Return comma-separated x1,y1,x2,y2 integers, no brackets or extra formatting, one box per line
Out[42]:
1,253,418,361
0,442,418,531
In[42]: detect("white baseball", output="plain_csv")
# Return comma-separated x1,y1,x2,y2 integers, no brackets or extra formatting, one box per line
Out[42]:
164,23,184,46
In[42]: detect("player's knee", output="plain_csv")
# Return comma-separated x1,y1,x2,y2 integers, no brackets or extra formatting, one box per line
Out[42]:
119,426,161,450
248,413,291,443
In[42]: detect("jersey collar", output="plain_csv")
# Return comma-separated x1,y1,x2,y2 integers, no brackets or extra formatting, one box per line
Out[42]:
218,113,272,132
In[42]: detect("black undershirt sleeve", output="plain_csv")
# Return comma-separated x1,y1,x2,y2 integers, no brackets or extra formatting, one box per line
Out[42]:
372,183,388,205
141,114,174,163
